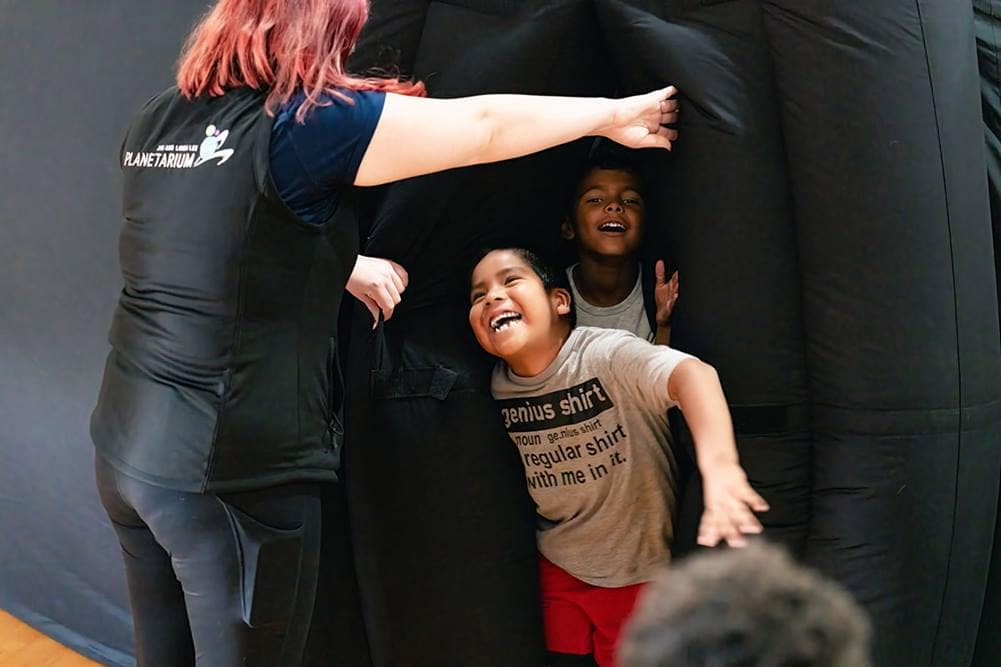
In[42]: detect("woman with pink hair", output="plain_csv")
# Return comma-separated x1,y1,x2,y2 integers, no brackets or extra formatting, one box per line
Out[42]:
90,1,678,665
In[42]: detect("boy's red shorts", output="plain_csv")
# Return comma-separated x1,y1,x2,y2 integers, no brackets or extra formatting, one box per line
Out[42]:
539,554,647,667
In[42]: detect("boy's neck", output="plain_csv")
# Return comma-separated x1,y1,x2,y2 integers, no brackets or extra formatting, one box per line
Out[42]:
506,322,573,378
573,255,640,307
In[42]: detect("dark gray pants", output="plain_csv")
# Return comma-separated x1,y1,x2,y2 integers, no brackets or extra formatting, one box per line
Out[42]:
95,456,322,667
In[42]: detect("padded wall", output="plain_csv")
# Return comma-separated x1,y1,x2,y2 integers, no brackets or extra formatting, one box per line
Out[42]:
762,2,1001,664
593,0,811,555
330,1,1001,665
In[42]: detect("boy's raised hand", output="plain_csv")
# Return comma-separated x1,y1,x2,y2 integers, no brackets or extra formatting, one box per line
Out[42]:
698,463,770,548
654,260,679,326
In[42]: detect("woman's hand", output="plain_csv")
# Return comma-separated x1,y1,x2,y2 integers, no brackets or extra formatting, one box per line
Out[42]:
346,255,409,327
600,86,680,150
654,260,679,326
698,462,770,548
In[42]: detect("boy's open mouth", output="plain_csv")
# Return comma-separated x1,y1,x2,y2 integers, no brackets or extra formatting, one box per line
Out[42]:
490,311,522,332
598,221,627,233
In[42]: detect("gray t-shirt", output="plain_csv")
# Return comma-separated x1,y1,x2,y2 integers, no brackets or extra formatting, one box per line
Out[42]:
491,326,695,587
567,264,653,341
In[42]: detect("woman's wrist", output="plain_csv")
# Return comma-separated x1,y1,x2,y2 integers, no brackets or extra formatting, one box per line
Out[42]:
593,98,621,138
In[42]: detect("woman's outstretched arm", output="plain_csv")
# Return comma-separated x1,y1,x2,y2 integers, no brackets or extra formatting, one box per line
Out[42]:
354,87,679,186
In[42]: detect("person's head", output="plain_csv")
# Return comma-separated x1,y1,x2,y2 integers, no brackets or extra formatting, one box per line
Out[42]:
619,543,872,667
468,248,574,376
176,0,424,122
562,154,647,263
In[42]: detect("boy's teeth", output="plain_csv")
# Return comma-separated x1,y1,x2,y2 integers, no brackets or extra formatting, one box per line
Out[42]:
490,312,521,331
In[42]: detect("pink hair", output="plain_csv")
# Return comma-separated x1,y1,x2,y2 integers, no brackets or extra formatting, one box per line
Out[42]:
177,0,424,122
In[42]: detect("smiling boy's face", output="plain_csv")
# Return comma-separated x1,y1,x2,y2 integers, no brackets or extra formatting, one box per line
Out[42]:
468,250,571,375
564,168,645,259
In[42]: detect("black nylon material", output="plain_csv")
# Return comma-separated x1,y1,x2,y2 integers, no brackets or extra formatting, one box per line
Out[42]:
2,2,1001,666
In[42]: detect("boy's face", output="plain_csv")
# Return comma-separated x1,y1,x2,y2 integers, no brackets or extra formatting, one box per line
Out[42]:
564,168,645,259
469,250,571,370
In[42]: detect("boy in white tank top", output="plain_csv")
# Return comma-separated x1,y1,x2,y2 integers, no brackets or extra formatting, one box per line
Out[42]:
562,155,679,344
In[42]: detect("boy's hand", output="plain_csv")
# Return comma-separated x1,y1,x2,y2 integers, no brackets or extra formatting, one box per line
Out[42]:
346,255,409,328
654,260,679,326
698,462,770,548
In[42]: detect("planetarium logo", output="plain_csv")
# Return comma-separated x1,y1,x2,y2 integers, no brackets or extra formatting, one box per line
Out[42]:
122,123,235,170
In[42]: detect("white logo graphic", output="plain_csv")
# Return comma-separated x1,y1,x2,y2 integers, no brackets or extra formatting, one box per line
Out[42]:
193,124,234,166
123,123,237,170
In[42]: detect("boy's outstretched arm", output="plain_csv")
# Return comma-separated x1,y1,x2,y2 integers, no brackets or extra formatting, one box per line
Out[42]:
667,360,770,547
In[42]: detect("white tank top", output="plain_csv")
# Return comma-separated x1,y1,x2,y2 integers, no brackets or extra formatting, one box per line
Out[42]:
566,264,653,342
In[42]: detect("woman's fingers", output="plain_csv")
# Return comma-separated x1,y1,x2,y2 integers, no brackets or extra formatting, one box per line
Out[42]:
659,99,679,113
657,125,678,141
389,260,409,292
384,278,403,306
657,89,678,126
638,132,673,150
347,256,411,326
360,295,381,327
369,284,400,320
368,263,407,321
388,268,405,293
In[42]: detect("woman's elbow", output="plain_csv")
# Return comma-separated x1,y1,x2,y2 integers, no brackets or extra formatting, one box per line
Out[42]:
466,105,499,166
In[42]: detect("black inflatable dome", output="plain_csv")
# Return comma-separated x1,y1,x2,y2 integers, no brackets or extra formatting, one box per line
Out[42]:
310,2,1001,666
0,2,998,667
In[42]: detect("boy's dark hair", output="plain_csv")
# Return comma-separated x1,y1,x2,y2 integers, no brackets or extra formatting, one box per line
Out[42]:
620,540,872,664
619,543,872,667
470,247,576,329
